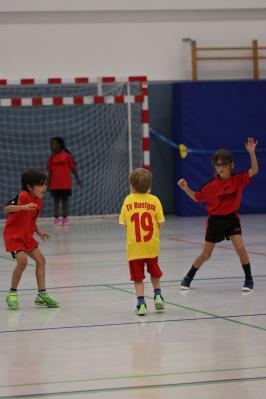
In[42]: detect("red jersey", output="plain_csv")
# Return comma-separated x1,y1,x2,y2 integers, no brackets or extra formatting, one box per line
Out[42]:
48,150,75,190
194,172,251,215
3,191,42,252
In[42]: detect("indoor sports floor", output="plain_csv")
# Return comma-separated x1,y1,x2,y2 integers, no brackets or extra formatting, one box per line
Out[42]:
0,215,265,398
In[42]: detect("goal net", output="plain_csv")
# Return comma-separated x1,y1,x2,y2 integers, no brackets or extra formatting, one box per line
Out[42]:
0,77,148,218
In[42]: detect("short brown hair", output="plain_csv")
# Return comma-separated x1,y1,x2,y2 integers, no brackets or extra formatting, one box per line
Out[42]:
212,149,233,166
129,168,152,193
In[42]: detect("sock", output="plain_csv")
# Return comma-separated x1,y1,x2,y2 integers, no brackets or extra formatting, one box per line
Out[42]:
187,266,198,280
242,263,252,280
154,288,161,297
10,288,17,292
38,289,47,296
137,296,145,305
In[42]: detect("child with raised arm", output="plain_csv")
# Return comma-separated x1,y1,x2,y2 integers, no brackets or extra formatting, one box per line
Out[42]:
119,168,165,315
177,138,258,291
4,169,60,309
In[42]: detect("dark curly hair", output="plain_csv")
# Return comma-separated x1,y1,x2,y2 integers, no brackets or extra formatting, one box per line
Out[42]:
21,169,48,191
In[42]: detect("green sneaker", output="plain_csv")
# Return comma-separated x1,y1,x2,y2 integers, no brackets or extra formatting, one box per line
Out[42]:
154,294,165,310
136,303,147,316
34,292,60,308
6,292,19,310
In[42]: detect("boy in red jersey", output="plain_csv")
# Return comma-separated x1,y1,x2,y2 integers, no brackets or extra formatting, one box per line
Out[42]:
48,137,81,226
119,168,165,315
177,137,258,292
4,170,59,310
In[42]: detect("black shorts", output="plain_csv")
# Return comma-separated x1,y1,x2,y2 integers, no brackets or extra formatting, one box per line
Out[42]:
205,212,242,243
50,189,72,200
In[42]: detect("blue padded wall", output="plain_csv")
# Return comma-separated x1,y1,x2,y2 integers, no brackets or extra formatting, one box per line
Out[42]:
173,80,266,216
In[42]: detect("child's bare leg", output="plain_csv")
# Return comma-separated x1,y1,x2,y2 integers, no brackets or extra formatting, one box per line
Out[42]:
6,252,27,309
134,280,147,314
230,235,253,289
230,235,250,264
29,247,60,306
150,276,160,289
62,196,69,218
11,251,28,289
180,241,215,289
28,247,46,291
134,280,144,297
193,241,215,269
151,276,165,309
53,197,60,218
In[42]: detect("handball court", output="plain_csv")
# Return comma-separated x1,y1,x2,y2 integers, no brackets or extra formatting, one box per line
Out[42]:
0,214,265,399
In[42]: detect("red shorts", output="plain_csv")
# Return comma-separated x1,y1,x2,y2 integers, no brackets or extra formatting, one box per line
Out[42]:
128,257,163,282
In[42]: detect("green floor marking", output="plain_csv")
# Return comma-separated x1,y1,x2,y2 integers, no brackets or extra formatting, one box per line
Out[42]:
1,375,266,398
0,365,266,390
105,284,266,332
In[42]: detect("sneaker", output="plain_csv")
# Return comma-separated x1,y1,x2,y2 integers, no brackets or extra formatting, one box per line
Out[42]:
154,294,165,310
62,217,70,226
136,303,147,316
34,292,60,308
180,276,192,290
6,292,19,310
242,278,254,292
53,218,62,226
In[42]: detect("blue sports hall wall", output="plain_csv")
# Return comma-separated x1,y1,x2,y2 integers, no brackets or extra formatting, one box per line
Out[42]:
173,80,266,216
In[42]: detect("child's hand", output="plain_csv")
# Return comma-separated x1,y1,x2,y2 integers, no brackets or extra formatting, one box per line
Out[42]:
177,178,188,190
245,137,258,153
37,230,50,241
23,203,37,210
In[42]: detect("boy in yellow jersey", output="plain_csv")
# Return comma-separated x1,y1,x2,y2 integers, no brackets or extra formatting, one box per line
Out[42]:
119,168,165,316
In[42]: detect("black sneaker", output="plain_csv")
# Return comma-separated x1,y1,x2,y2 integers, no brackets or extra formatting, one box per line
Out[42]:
242,278,254,292
180,276,192,290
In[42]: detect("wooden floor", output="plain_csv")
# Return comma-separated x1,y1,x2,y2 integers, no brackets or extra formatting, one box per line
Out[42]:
0,214,266,398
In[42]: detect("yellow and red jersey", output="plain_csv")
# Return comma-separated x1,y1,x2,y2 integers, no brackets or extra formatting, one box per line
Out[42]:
119,192,165,261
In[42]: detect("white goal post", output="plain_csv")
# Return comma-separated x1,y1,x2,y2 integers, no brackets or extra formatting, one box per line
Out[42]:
0,76,149,217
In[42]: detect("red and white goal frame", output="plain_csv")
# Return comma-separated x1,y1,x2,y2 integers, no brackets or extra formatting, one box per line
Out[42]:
0,75,150,170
